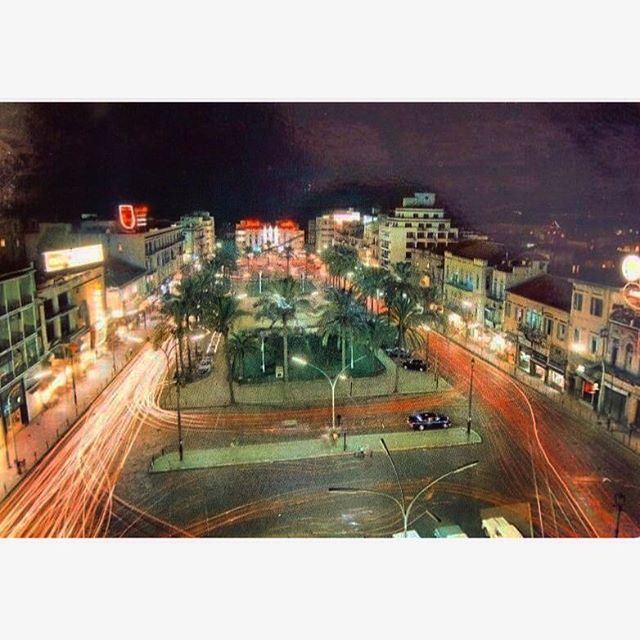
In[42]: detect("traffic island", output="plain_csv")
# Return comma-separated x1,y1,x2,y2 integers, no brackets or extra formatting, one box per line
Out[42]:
149,427,482,473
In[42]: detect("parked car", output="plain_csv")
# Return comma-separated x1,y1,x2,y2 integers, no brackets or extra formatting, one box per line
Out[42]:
402,358,427,371
407,411,451,430
385,346,411,359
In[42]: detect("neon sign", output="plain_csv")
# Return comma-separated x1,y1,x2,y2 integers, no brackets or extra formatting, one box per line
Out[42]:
118,204,149,233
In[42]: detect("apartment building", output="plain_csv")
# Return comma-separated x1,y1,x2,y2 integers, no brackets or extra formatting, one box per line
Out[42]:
379,193,458,268
443,241,506,331
412,246,447,298
603,306,640,427
180,211,215,265
504,274,573,390
567,268,625,404
0,265,47,456
484,254,548,331
311,209,362,254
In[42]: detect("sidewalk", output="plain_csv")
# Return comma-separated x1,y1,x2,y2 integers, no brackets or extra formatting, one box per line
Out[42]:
0,323,152,501
150,427,482,473
444,331,640,455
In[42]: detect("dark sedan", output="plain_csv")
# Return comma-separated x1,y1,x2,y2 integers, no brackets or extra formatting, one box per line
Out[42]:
402,358,427,371
407,412,451,430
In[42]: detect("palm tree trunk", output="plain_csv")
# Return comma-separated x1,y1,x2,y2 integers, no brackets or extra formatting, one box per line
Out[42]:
283,323,289,383
394,358,400,394
341,333,346,371
225,334,236,405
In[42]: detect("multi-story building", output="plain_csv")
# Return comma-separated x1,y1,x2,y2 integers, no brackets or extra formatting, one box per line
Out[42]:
602,305,640,427
331,214,379,266
180,211,215,266
504,274,573,390
0,264,48,456
104,257,148,324
0,218,27,272
412,246,447,299
484,254,548,331
79,223,183,296
311,209,362,254
443,241,506,332
566,268,625,404
235,219,304,255
379,193,458,268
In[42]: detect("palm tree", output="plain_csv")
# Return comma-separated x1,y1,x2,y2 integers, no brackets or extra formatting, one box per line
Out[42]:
384,262,422,311
282,244,295,278
361,315,395,357
202,294,248,404
254,277,309,383
159,295,189,375
387,296,426,394
388,295,426,352
228,330,259,380
319,289,366,370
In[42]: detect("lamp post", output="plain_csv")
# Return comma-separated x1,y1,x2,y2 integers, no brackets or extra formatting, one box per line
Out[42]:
614,492,625,538
597,327,609,416
259,330,267,373
467,357,475,434
157,338,184,462
329,437,478,537
292,355,365,430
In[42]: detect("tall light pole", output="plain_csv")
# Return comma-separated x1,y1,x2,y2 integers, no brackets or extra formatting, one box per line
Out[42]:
614,492,625,538
157,338,184,462
467,357,475,435
60,342,79,415
330,437,478,537
292,355,365,430
259,330,267,373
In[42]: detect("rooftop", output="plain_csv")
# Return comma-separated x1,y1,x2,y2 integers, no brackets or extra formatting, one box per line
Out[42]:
104,257,148,289
570,266,626,289
446,240,506,265
507,273,573,312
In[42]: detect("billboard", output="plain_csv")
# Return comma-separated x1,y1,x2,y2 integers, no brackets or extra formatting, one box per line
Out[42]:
118,204,149,232
43,244,104,273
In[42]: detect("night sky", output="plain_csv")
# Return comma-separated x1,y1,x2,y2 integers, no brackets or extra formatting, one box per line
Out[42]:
9,102,640,230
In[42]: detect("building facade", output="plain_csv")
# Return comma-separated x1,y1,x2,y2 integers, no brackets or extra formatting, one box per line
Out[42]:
443,241,506,331
379,193,458,268
180,211,215,266
602,306,640,427
0,265,47,458
504,274,573,390
235,219,304,255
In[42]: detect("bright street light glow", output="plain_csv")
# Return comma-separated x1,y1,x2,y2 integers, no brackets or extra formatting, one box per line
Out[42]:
292,356,308,366
621,254,640,282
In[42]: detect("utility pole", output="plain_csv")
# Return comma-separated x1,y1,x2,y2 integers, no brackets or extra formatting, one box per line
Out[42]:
174,347,184,462
467,357,475,435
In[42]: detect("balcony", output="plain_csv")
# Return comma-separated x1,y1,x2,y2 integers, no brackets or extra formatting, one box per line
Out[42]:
518,321,547,347
446,279,474,292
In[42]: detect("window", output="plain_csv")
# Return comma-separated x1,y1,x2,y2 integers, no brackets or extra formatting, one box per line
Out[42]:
557,323,566,340
590,335,599,355
405,251,412,259
543,317,554,336
0,239,5,248
573,292,583,312
505,302,512,318
624,343,634,370
516,307,523,322
573,328,581,342
590,297,603,317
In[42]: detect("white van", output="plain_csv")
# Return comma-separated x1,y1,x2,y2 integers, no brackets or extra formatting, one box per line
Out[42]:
481,517,523,538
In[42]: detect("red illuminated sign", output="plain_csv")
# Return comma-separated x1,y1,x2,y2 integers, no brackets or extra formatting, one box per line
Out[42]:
118,204,149,233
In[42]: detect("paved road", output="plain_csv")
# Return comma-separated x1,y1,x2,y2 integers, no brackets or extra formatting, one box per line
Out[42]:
1,324,638,537
111,332,640,538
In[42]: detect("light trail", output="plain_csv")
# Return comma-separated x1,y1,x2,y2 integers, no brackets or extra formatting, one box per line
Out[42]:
0,345,168,538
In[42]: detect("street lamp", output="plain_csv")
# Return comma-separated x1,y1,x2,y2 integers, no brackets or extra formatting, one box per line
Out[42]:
329,437,479,537
259,330,267,373
467,357,475,434
291,355,365,430
157,338,184,462
614,492,626,538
